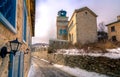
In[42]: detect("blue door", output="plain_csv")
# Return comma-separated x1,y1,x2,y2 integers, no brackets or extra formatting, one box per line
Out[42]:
8,52,14,77
18,52,24,77
8,51,24,77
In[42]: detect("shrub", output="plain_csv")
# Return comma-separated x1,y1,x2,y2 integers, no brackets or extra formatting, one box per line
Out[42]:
48,47,57,53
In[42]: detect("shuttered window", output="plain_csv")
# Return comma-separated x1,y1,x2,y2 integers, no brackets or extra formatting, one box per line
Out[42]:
59,29,62,35
0,0,17,33
23,0,27,42
59,29,67,35
63,29,67,34
111,26,115,32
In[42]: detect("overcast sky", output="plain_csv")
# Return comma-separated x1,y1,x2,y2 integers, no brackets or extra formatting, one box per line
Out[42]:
32,0,120,44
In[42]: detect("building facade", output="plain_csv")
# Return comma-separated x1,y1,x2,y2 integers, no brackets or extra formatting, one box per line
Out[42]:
0,0,35,77
56,10,68,40
68,7,97,44
106,16,120,42
49,39,68,49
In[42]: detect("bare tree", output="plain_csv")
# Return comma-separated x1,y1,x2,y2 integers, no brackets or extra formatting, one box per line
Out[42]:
98,22,106,32
97,22,108,42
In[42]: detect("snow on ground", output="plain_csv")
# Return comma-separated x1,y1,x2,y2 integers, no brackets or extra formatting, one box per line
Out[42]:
28,65,34,77
56,48,120,59
34,58,109,77
41,59,50,63
53,64,109,77
28,62,37,77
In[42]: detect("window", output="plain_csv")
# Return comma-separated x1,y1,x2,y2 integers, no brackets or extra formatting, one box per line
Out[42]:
112,36,117,42
59,29,62,35
59,29,67,35
23,0,27,42
72,34,73,42
53,41,55,44
63,29,67,35
111,26,115,32
85,12,87,14
69,34,71,42
0,0,17,33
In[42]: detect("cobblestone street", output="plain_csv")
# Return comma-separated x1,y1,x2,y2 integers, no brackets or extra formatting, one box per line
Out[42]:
28,57,75,77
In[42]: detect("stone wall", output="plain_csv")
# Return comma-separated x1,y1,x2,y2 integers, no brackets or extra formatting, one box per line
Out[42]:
32,50,120,77
77,9,97,44
0,0,34,77
64,55,120,77
0,56,9,77
32,51,48,60
51,54,120,77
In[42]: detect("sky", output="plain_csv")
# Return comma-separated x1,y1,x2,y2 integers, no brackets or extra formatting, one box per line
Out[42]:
32,0,120,44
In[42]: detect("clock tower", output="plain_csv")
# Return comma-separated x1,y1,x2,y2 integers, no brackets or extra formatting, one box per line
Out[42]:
56,10,68,40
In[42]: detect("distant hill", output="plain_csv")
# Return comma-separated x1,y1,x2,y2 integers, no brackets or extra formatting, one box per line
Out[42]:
32,43,49,47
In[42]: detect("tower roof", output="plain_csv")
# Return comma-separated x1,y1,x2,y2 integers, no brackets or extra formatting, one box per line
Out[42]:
58,9,67,17
68,7,97,24
75,7,97,17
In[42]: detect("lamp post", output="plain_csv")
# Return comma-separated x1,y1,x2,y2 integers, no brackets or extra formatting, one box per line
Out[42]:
9,38,22,55
0,38,22,58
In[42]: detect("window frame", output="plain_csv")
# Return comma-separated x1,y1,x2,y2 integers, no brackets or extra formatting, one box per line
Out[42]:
111,36,117,42
23,0,27,42
59,29,63,35
0,0,17,34
63,29,67,35
111,26,115,32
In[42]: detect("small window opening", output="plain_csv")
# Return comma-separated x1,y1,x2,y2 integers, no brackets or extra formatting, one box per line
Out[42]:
85,12,87,14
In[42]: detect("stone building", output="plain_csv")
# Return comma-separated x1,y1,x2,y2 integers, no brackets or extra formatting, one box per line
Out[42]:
0,0,35,77
56,10,68,40
68,7,97,44
51,7,97,49
106,16,120,41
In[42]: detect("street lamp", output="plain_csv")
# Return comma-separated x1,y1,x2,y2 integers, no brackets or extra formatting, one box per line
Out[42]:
0,38,22,58
9,38,22,55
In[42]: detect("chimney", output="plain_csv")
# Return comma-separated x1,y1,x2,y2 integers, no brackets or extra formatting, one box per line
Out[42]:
117,15,120,21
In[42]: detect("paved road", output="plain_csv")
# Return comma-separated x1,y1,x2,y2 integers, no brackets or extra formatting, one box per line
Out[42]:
28,57,75,77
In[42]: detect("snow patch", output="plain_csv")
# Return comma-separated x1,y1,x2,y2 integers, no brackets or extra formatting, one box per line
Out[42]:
40,59,49,63
54,64,109,77
28,65,36,77
56,48,120,59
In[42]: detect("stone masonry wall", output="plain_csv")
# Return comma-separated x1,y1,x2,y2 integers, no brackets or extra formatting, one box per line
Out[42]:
32,50,120,77
64,55,120,77
0,0,32,77
77,10,97,44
